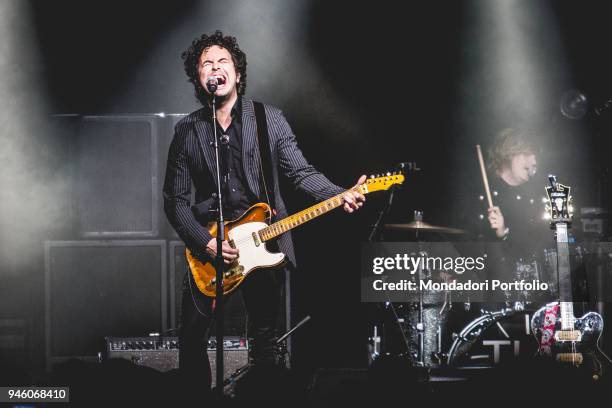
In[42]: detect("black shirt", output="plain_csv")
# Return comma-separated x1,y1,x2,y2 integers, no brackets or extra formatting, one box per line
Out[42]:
477,178,551,253
475,177,555,290
204,97,258,219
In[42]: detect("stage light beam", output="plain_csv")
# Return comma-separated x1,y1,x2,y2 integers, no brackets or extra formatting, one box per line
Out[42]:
0,0,64,274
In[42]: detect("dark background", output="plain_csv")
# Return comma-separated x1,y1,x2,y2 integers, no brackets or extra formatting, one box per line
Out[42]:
1,0,611,378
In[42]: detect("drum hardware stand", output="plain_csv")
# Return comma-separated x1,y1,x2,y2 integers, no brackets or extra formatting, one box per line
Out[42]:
383,301,412,358
366,178,411,360
410,210,438,379
368,325,381,363
411,253,447,372
439,291,452,315
367,185,450,375
416,250,426,367
485,308,515,340
431,292,452,366
412,211,429,370
495,322,510,339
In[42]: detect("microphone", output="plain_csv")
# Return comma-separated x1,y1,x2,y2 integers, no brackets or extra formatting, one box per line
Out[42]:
528,167,537,178
396,161,421,172
206,76,218,93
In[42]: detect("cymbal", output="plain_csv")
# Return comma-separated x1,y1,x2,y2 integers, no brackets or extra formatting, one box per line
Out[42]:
384,221,466,235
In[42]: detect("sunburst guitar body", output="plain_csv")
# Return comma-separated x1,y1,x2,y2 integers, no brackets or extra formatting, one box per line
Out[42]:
186,202,283,297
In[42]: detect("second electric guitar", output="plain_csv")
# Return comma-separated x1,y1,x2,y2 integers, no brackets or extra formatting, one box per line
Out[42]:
531,176,607,378
186,173,405,297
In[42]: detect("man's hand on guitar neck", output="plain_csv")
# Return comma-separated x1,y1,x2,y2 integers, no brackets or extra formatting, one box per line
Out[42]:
206,238,239,264
342,175,367,214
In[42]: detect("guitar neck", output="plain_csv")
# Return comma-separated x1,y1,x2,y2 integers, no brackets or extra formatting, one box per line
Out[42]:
555,222,575,330
559,302,575,331
258,184,369,242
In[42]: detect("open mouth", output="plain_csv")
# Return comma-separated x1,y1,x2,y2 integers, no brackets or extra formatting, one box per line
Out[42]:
214,75,227,85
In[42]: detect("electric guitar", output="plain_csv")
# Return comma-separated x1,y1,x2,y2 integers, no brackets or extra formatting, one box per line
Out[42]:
186,173,405,297
531,175,606,378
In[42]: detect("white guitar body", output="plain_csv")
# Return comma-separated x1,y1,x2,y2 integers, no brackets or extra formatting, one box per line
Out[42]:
228,221,286,275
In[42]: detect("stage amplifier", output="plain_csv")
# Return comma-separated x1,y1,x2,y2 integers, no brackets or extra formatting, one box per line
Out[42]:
105,336,249,386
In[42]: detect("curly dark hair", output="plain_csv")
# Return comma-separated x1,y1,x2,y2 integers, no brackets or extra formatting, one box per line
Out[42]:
488,128,537,174
181,30,247,105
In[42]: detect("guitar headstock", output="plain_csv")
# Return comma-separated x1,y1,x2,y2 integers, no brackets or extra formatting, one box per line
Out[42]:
362,172,405,193
544,175,573,227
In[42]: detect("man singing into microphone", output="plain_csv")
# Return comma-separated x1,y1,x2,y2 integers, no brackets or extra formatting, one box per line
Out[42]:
163,30,366,394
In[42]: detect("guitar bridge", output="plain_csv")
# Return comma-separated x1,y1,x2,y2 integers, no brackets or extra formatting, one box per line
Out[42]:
556,353,583,365
554,330,582,342
209,265,246,286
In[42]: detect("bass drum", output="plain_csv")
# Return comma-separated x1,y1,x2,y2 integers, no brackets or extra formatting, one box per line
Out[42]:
447,308,539,367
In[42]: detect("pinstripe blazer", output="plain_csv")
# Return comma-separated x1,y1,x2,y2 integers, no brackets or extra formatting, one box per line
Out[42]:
163,98,344,267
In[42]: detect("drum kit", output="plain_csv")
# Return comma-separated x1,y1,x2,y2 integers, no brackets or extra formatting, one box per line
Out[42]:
368,211,558,375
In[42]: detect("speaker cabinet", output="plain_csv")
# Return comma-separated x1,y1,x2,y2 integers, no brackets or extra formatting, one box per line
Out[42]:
45,240,167,371
74,115,159,237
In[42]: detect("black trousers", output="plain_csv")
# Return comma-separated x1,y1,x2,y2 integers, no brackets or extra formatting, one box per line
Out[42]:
178,265,285,390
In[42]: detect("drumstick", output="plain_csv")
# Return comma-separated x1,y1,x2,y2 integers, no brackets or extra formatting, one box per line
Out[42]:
476,145,494,208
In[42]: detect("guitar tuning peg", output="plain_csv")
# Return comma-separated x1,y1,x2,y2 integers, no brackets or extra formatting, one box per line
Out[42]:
369,175,375,179
386,172,391,176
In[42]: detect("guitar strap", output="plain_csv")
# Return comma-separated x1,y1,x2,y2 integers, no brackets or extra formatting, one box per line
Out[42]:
540,302,560,355
253,101,275,215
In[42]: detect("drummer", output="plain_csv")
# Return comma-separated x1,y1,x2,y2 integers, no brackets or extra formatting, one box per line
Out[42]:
478,128,551,300
483,129,539,240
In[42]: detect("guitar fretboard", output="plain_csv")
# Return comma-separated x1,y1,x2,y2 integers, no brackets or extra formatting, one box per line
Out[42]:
258,184,368,242
555,223,575,330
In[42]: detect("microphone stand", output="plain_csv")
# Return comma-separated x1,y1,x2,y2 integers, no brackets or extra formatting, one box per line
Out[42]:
368,161,407,241
221,316,312,394
275,315,311,364
368,184,396,241
210,89,226,397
